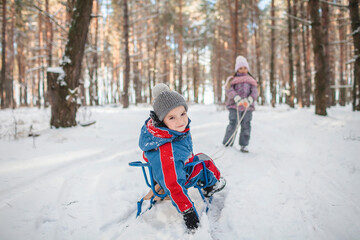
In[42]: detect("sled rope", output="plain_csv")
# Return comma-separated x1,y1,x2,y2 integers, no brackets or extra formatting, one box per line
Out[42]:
211,107,248,160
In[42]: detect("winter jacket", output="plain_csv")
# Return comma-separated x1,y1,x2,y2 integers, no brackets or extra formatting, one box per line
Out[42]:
138,117,195,213
225,74,258,111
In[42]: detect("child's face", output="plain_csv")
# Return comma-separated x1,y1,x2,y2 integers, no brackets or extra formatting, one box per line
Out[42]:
237,66,248,74
163,106,188,132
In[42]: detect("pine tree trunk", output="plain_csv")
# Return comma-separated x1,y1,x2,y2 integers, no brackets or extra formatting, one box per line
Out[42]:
321,1,332,106
338,1,346,106
44,0,52,108
8,0,15,108
15,1,26,106
193,44,199,103
309,0,327,116
1,0,6,108
254,4,263,105
122,0,130,108
227,0,239,67
186,54,190,102
17,39,25,106
287,0,295,108
270,0,276,108
133,61,141,105
216,25,223,104
147,41,152,102
294,0,303,108
37,12,43,108
303,1,312,107
45,0,53,67
329,11,337,106
349,0,360,111
94,0,99,106
178,0,183,94
47,0,93,128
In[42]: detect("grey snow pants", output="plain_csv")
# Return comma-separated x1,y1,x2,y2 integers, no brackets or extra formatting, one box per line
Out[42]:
222,109,253,147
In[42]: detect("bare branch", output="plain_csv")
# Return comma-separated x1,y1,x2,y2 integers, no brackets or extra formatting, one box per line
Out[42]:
285,12,311,25
28,3,67,33
320,0,348,8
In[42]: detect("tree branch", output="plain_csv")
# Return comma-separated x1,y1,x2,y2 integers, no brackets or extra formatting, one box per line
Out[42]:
320,0,348,8
28,3,67,33
285,12,311,25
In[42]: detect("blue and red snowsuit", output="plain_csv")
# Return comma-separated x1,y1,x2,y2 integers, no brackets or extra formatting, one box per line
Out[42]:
138,118,221,213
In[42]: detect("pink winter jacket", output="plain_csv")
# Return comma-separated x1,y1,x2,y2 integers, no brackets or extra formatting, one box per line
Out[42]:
225,74,258,111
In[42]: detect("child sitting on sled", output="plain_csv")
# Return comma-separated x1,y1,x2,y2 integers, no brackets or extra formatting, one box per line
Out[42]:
138,83,226,231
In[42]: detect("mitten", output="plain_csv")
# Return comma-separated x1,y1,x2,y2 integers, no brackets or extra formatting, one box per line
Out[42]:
239,98,250,108
182,207,199,230
149,111,166,128
239,96,254,108
234,95,242,106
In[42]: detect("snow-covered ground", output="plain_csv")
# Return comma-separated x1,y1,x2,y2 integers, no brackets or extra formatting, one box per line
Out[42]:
0,104,359,240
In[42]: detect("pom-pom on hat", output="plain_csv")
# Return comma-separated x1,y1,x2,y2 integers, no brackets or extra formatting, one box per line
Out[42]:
152,83,188,121
234,55,250,72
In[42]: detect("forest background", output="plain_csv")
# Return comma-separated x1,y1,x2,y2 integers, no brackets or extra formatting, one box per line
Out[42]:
0,0,360,128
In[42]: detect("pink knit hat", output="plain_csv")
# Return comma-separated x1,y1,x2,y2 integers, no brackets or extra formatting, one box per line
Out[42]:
234,56,250,72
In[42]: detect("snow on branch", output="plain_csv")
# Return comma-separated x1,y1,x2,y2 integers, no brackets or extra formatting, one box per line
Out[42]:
346,55,359,65
47,67,67,86
351,27,360,36
329,39,352,45
47,67,64,74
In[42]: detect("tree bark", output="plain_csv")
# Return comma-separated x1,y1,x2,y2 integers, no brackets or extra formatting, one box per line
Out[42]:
47,0,93,127
338,1,346,106
303,1,312,107
94,0,99,105
287,0,295,108
45,0,53,67
227,0,239,67
321,1,332,106
1,0,6,108
216,24,223,104
193,42,199,103
254,4,264,105
8,0,15,108
38,11,43,108
270,0,276,108
15,1,26,106
309,0,327,116
122,0,130,108
177,0,183,94
294,0,303,108
349,0,360,111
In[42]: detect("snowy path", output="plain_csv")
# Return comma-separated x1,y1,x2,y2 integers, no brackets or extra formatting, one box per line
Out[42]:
0,104,360,240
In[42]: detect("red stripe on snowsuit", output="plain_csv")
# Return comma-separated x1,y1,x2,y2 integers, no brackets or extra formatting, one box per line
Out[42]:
185,159,221,185
159,142,193,212
142,152,149,162
146,119,173,138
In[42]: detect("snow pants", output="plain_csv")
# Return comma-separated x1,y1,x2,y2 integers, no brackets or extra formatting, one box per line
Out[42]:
184,153,221,189
222,109,253,147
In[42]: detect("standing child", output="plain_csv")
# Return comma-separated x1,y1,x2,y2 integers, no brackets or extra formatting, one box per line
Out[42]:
222,56,258,153
139,83,226,231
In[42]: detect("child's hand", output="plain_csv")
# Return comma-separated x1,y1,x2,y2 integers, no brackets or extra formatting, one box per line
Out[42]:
239,98,249,108
234,95,242,106
238,96,253,108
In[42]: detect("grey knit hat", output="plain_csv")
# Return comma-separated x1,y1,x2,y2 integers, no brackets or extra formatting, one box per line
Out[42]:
152,83,188,121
